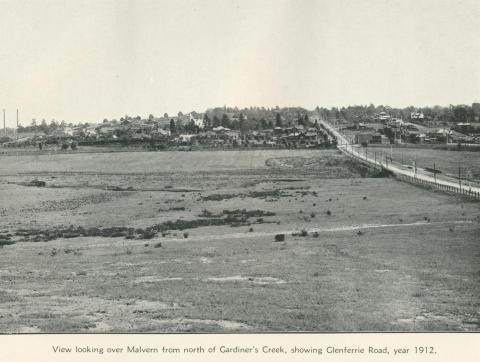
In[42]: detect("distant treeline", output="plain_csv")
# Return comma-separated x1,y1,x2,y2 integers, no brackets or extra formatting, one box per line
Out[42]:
203,106,313,131
18,119,73,134
16,104,480,134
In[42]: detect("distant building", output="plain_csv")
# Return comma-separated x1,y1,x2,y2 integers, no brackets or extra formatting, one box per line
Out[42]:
355,132,374,144
177,134,195,143
436,128,452,136
225,130,240,140
406,131,426,143
372,134,390,144
410,112,424,120
190,114,205,129
355,132,389,144
212,126,230,133
377,112,391,121
63,126,74,136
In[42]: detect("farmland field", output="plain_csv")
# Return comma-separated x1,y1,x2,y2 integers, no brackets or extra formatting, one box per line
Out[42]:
0,149,479,332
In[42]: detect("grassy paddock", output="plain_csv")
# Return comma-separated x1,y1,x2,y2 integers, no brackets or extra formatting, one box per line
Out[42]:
367,147,480,181
0,150,478,332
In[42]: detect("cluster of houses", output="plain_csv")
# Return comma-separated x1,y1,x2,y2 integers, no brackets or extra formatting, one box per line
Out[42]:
4,106,479,150
73,114,334,149
344,111,480,145
2,112,336,150
190,125,334,149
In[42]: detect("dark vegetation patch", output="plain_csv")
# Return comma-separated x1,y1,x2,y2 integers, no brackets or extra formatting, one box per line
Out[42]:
159,206,186,212
201,187,311,202
272,179,305,182
0,233,15,247
7,209,277,244
8,179,47,187
292,230,309,237
220,209,276,227
294,190,318,197
201,193,238,202
248,190,286,200
221,209,275,218
20,193,115,213
103,186,134,191
274,234,285,242
26,180,46,187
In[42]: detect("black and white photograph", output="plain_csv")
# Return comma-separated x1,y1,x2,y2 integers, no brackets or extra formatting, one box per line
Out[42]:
0,0,479,337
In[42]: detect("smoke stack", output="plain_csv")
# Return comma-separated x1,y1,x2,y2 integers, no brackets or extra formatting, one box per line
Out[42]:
3,109,5,134
16,109,19,139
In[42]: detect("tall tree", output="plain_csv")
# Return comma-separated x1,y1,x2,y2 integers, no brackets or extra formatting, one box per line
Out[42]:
203,114,211,129
40,119,48,132
239,113,249,134
275,113,282,127
221,114,231,128
304,114,310,126
453,106,470,123
169,119,176,135
259,118,268,130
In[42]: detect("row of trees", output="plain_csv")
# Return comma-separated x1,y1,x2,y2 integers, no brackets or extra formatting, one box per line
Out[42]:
18,119,71,134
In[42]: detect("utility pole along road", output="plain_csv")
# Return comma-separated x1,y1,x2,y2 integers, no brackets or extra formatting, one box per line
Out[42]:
319,119,480,195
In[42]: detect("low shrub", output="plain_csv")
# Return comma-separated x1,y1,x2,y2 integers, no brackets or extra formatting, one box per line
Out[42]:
274,234,285,242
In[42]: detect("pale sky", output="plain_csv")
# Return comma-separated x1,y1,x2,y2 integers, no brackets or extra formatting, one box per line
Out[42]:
0,0,479,125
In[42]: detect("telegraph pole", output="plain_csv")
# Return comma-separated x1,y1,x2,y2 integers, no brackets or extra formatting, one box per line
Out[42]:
433,163,437,184
459,167,461,189
2,109,5,135
16,109,19,139
414,154,417,178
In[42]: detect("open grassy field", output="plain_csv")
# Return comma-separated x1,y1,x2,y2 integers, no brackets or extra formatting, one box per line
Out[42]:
0,149,479,332
371,147,480,181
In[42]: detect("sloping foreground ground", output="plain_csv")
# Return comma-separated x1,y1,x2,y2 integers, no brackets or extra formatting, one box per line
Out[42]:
0,149,478,332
